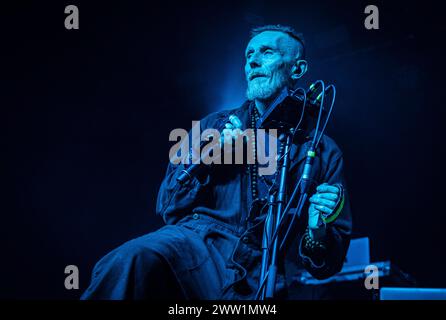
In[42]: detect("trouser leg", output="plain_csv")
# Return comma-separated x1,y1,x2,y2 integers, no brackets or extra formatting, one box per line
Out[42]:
81,238,185,300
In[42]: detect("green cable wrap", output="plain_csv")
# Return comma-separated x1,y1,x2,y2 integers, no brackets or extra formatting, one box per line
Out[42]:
321,183,344,224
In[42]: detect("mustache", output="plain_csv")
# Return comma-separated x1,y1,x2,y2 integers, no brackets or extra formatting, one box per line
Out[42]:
248,71,270,81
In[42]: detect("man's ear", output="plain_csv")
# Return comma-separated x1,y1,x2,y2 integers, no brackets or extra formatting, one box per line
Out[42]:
291,60,308,80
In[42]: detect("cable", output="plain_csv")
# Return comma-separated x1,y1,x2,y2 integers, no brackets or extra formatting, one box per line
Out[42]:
255,270,270,300
279,192,307,251
267,177,302,248
275,84,337,259
255,179,304,300
258,178,304,303
315,85,336,148
310,80,326,147
275,85,337,253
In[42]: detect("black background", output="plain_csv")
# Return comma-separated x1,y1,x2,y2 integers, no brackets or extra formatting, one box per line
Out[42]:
1,0,444,299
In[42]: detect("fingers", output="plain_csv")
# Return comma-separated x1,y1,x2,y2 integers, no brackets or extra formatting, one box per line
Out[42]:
308,204,321,228
221,116,244,147
309,183,340,215
314,192,338,201
229,115,243,129
308,204,320,218
309,195,336,209
316,183,340,194
314,205,333,215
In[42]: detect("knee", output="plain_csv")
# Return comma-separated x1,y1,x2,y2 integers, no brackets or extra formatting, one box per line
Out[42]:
83,237,180,300
111,237,184,299
114,237,165,271
90,236,162,280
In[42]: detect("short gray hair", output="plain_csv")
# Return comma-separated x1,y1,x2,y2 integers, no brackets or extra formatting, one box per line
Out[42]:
250,24,306,59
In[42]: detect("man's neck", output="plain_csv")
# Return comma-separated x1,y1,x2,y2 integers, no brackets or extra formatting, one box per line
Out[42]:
253,87,289,115
254,99,269,116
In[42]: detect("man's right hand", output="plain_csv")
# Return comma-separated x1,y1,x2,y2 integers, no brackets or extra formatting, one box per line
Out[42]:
220,115,245,153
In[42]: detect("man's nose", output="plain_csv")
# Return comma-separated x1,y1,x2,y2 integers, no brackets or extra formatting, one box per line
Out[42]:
248,52,261,69
249,60,260,69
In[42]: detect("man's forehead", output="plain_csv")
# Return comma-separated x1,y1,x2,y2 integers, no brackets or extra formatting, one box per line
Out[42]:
246,31,296,52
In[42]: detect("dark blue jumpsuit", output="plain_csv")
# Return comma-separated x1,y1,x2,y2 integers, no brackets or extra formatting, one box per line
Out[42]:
81,101,352,300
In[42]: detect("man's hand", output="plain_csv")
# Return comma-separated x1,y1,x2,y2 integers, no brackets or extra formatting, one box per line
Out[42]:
220,115,244,152
308,183,341,239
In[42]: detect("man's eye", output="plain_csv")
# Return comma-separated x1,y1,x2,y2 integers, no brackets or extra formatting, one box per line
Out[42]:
264,50,273,55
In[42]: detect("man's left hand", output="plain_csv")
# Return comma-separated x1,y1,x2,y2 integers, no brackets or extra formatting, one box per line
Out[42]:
308,183,340,230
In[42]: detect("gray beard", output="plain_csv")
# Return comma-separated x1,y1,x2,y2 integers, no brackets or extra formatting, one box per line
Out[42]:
246,72,291,101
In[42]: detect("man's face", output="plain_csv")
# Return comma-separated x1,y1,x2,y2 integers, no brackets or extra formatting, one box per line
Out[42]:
245,31,300,101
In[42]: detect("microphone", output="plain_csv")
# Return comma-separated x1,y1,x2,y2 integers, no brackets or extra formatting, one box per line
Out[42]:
176,140,213,185
307,81,322,100
300,144,316,193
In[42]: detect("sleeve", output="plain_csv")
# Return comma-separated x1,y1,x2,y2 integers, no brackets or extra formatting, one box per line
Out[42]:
298,152,353,280
155,114,217,225
156,160,211,225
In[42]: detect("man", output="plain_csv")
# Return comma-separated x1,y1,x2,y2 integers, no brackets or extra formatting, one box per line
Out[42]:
81,25,352,300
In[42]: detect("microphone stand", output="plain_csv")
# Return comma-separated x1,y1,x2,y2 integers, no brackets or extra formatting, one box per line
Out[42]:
258,83,335,299
259,127,294,300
